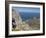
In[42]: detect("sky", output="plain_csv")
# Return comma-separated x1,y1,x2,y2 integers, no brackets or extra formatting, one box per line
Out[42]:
12,7,40,13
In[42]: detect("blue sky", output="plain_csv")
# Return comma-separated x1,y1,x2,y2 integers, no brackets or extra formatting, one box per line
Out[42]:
12,7,40,13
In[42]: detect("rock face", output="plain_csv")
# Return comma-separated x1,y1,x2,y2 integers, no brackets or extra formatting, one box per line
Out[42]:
12,9,23,30
12,9,30,31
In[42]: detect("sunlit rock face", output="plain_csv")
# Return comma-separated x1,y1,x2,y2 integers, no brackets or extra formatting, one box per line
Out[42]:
12,9,30,31
12,9,23,30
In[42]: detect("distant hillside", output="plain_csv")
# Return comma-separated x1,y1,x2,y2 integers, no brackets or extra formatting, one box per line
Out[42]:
19,12,40,21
